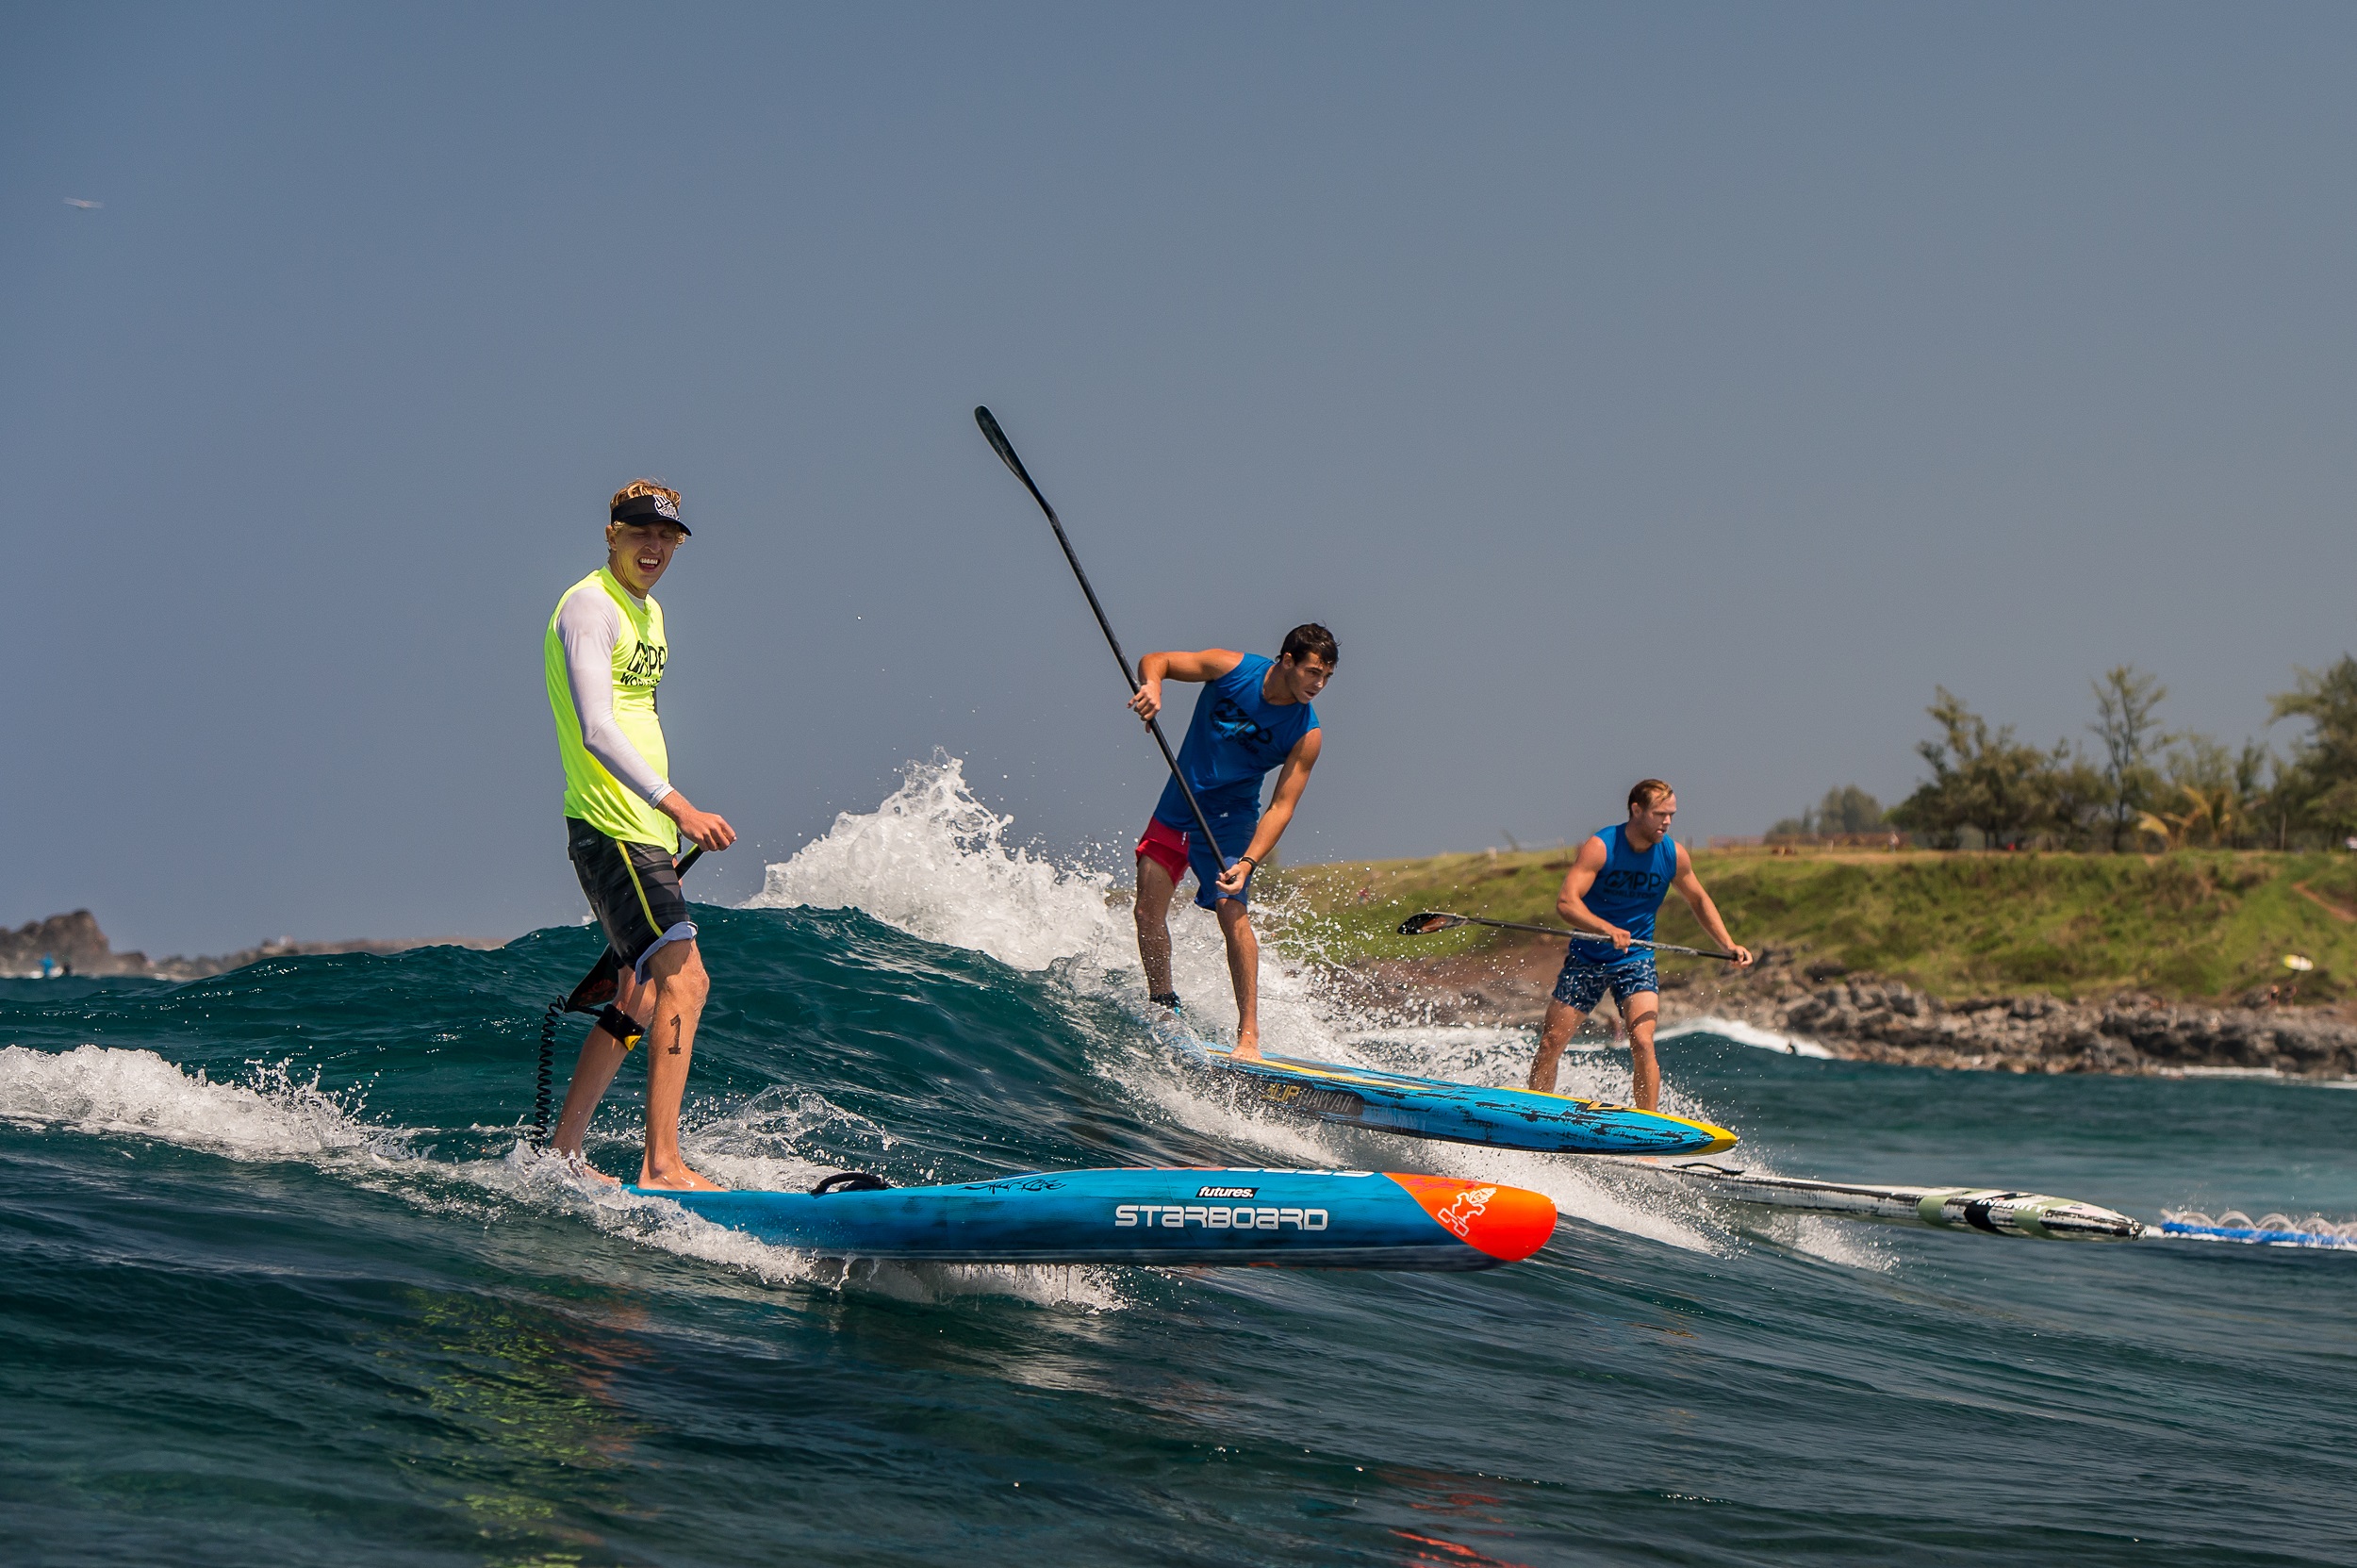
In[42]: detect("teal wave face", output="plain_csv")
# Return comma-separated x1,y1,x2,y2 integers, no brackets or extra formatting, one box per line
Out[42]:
6,797,2356,1564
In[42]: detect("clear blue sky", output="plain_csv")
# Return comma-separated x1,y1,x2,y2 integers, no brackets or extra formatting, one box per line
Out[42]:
9,4,2355,954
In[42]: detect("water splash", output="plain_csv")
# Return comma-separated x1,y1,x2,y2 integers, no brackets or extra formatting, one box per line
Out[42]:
0,1042,1128,1307
743,756,1738,1254
747,752,1128,972
745,752,1349,1049
0,1044,414,1163
2161,1208,2357,1247
1658,1015,1833,1059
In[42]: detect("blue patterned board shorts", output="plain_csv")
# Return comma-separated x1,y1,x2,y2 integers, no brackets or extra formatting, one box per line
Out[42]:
1551,949,1659,1014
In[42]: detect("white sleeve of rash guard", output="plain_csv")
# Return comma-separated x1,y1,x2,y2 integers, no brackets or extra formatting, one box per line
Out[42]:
556,588,674,806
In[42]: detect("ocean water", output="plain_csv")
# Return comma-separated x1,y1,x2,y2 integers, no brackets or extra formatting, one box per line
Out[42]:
4,759,2352,1567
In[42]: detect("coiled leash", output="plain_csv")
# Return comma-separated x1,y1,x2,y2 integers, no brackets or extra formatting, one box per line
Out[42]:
532,845,703,1147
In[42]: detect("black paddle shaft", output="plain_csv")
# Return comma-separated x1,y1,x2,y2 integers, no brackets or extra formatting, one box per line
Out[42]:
1399,909,1740,962
973,405,1231,867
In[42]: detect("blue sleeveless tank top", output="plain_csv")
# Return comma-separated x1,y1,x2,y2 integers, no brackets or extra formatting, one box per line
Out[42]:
1153,653,1321,830
1569,823,1676,966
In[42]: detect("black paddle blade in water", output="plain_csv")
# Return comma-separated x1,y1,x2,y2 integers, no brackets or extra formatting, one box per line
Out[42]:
1398,912,1466,936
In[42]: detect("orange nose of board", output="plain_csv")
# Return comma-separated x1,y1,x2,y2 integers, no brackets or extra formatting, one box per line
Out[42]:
1386,1173,1559,1263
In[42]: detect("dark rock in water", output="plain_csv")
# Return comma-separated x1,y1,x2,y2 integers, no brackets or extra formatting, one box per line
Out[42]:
3,910,500,982
0,911,150,977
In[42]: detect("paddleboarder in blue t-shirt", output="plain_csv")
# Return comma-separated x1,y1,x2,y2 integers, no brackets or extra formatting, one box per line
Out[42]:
1129,624,1336,1060
1528,780,1751,1110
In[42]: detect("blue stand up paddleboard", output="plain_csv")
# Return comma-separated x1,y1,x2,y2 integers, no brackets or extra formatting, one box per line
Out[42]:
629,1167,1558,1270
1169,1032,1737,1157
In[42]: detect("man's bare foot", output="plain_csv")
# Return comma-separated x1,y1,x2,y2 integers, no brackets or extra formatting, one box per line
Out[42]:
553,1148,621,1186
636,1161,729,1192
1231,1033,1263,1062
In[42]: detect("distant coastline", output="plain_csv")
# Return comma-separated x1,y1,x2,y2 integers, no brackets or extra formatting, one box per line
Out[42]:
1,910,502,982
1273,845,2357,1079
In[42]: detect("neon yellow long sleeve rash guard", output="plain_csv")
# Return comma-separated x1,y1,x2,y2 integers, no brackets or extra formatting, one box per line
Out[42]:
544,568,679,852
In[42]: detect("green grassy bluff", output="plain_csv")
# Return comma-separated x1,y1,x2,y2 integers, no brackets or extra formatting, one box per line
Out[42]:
1270,847,2357,1004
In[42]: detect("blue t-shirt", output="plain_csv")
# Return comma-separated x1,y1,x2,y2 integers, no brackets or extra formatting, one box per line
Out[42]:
1153,652,1321,834
1569,823,1676,966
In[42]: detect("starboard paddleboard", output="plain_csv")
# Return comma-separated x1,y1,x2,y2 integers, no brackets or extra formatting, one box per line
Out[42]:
630,1166,1558,1269
1656,1162,2143,1240
1173,1036,1737,1157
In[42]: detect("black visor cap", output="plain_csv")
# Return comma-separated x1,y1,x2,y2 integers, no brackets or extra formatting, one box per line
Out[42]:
610,492,690,535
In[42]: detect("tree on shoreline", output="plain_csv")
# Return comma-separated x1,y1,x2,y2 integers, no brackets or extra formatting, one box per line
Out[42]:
1887,689,2106,850
1821,656,2354,853
2088,666,2168,851
1769,784,1887,839
2269,655,2357,841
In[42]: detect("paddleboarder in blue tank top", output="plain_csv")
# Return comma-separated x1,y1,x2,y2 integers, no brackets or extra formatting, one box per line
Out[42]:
1529,780,1752,1111
1129,624,1336,1061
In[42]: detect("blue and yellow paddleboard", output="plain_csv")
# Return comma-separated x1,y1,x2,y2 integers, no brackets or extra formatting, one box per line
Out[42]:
632,1166,1558,1270
1178,1038,1737,1157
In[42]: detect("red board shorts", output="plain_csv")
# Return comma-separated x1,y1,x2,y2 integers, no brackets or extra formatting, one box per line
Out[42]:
1136,817,1253,911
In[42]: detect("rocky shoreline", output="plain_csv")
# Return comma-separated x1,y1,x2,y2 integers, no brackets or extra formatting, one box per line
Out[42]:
2,910,498,982
1338,941,2357,1081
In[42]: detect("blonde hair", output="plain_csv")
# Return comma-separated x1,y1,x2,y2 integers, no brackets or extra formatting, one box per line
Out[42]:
608,478,682,515
1626,779,1674,813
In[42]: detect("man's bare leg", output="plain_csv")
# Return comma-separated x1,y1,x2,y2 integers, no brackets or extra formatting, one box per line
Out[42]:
638,941,724,1191
1623,995,1663,1112
1528,997,1591,1093
550,967,647,1182
1134,855,1178,998
1214,900,1261,1060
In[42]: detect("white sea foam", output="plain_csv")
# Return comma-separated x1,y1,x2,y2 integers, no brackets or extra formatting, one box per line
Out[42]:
683,1083,899,1193
0,1044,415,1163
0,1043,1124,1310
1658,1016,1834,1058
1781,1214,1895,1271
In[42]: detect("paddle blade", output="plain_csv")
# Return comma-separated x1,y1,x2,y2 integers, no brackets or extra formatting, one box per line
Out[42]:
1397,911,1465,936
974,406,1033,487
563,948,623,1014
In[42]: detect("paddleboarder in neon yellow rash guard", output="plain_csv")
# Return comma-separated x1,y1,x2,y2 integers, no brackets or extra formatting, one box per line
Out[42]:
1129,624,1334,1060
1527,781,1752,1111
542,480,735,1190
